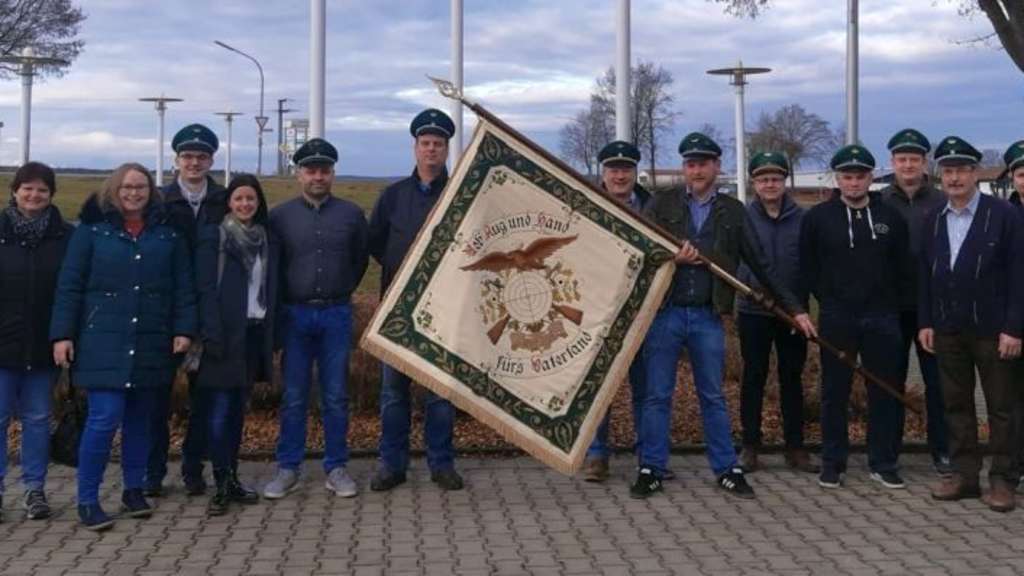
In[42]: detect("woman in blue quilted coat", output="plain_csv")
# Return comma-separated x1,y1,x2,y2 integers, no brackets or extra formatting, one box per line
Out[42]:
50,163,197,531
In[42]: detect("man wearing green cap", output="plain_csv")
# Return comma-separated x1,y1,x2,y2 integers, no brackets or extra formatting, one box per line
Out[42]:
1005,140,1024,487
736,152,817,474
145,123,228,497
880,129,951,477
633,132,816,499
582,140,651,482
800,144,912,490
921,136,1024,512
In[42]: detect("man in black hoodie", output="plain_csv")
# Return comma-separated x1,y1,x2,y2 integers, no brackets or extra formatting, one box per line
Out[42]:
880,129,950,476
800,144,912,490
145,124,227,497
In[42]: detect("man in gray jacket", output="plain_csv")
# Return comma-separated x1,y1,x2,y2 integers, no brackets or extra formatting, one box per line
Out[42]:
880,129,950,476
737,152,817,474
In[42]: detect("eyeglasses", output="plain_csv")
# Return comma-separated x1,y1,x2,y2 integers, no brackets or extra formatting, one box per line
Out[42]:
119,184,150,192
179,152,211,162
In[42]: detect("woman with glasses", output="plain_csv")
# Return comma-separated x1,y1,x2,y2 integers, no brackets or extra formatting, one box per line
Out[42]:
194,174,278,515
50,163,196,530
0,162,72,522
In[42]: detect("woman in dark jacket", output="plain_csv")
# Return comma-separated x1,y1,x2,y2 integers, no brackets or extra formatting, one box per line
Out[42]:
0,162,72,522
195,174,278,515
50,163,197,530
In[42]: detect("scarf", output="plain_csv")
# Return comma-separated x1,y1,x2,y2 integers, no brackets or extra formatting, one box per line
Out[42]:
4,203,52,247
220,214,268,308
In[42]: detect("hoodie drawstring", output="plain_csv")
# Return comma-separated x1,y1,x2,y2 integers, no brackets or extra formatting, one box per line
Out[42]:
845,204,877,248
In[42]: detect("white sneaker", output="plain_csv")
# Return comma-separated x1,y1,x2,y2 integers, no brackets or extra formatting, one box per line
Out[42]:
325,467,358,498
263,468,299,499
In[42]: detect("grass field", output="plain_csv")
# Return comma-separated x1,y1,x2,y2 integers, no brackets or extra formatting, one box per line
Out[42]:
0,173,393,295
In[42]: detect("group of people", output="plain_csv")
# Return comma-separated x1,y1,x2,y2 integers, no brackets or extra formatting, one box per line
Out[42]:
0,108,464,531
1,107,1023,533
581,128,1024,515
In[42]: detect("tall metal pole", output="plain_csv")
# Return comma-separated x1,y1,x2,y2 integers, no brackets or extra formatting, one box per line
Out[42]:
707,62,770,205
734,75,747,203
0,47,68,166
276,98,294,176
846,0,859,145
215,111,242,184
139,96,183,187
450,0,464,164
310,0,326,138
615,0,631,142
214,41,266,175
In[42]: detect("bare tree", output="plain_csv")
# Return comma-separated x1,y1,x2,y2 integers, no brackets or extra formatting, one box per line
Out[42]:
747,104,836,188
0,0,85,78
697,122,732,167
980,148,1003,168
714,0,1024,74
593,61,680,188
559,98,614,176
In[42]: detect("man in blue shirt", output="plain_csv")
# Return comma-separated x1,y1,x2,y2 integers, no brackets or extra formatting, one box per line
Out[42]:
367,109,463,492
920,136,1024,512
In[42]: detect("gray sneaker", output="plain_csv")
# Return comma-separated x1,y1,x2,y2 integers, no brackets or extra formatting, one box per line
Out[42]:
263,468,299,499
325,467,358,497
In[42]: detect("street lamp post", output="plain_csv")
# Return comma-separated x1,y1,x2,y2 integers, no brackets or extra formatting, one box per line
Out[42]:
451,0,464,164
214,40,267,175
846,0,859,145
310,0,326,139
707,61,770,205
139,95,184,187
615,0,631,142
276,98,294,176
215,111,243,184
0,47,69,165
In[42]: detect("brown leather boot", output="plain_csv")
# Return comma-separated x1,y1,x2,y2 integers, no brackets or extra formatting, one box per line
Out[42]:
582,457,609,483
983,479,1016,513
739,445,758,473
785,448,820,474
930,475,981,501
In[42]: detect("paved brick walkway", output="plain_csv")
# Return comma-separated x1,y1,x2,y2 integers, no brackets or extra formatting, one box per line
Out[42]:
1,454,1023,576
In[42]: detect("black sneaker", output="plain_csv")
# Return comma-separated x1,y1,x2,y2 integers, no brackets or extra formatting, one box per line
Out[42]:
24,490,50,520
717,467,755,499
183,475,207,496
121,489,154,518
933,456,954,478
142,483,164,498
818,469,843,489
369,469,407,492
430,469,464,491
78,504,114,531
870,471,906,489
226,472,260,504
629,468,663,499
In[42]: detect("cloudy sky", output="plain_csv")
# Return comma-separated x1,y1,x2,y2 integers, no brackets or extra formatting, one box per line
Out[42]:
0,0,1020,176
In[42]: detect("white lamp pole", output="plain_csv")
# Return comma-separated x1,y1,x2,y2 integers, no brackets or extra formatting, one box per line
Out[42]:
214,41,266,175
0,47,68,165
310,0,326,139
846,0,859,145
615,0,631,142
215,111,243,185
139,95,183,187
450,0,464,164
707,61,770,204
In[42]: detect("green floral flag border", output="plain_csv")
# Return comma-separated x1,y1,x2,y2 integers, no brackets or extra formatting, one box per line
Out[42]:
361,117,677,474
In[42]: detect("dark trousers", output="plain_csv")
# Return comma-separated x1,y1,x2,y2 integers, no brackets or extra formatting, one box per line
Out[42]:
934,331,1015,483
1012,361,1024,478
738,313,808,449
897,311,949,461
819,310,904,474
203,324,262,476
146,369,208,487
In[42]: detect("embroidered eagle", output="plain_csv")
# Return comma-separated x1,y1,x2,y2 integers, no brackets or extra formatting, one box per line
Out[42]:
460,235,578,272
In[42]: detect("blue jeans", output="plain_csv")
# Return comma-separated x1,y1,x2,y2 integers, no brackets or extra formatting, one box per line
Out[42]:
639,306,736,476
202,388,247,474
276,303,352,473
819,309,904,475
146,373,207,486
0,368,55,495
587,358,645,460
378,364,455,474
78,388,157,505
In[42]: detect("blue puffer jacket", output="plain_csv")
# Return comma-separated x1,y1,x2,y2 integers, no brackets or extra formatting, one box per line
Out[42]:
49,194,197,390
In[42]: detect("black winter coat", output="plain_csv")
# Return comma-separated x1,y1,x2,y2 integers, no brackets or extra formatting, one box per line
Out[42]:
195,224,280,388
0,208,72,370
49,195,197,390
161,176,227,248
